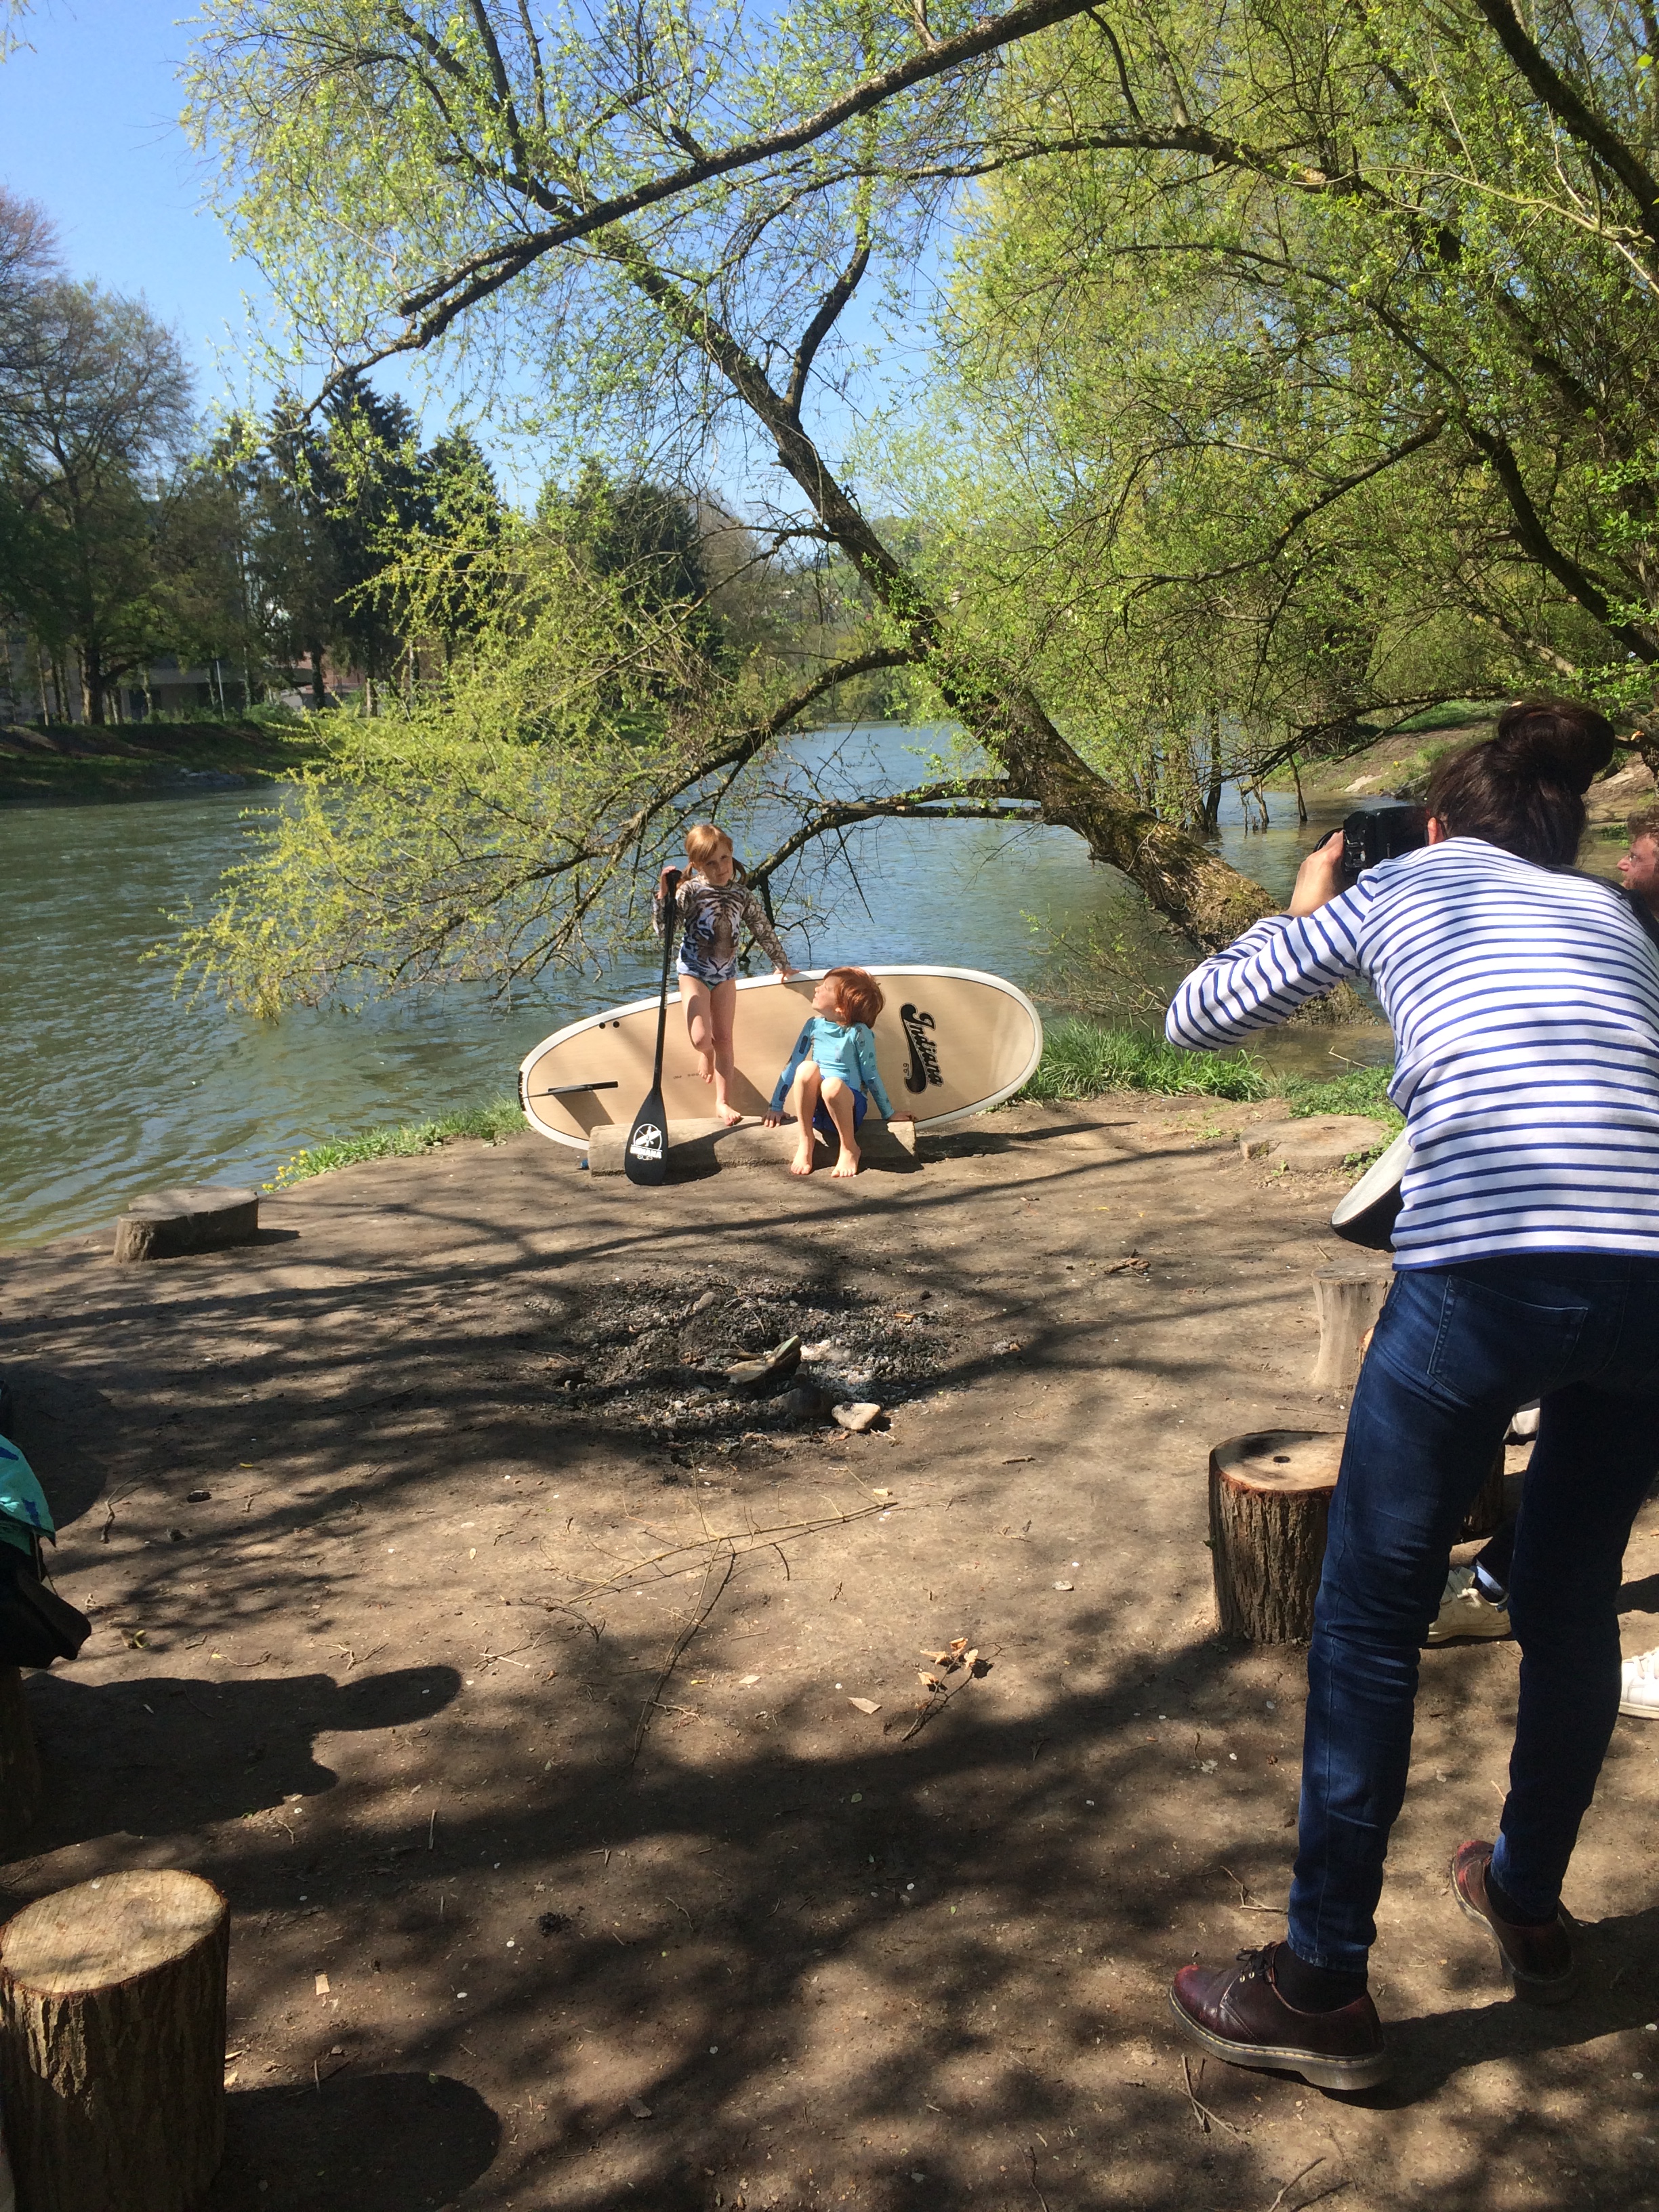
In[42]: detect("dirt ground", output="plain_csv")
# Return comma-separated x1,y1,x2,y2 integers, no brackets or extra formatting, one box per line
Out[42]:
3,1096,1658,2212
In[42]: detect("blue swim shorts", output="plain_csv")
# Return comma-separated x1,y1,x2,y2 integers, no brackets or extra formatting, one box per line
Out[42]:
813,1088,868,1139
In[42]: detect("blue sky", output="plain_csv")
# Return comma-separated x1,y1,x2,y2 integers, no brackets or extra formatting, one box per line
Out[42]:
1,3,260,390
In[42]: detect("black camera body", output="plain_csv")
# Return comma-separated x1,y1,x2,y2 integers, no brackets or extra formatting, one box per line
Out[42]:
1340,798,1429,884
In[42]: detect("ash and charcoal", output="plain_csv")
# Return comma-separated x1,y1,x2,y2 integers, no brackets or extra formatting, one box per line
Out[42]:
522,1269,954,1445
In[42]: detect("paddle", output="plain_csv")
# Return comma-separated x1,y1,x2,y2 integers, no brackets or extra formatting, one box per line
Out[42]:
626,867,682,1187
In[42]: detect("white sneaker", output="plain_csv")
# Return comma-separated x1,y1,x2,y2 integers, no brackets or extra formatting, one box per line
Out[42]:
1426,1564,1512,1645
1620,1647,1659,1717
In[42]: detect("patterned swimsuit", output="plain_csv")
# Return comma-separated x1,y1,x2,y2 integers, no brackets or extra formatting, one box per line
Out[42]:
655,870,789,985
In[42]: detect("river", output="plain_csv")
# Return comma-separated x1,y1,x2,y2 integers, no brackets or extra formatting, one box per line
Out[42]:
0,724,1367,1250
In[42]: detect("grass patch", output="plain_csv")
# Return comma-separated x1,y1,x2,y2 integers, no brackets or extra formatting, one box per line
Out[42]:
1015,1017,1404,1138
1279,1063,1404,1131
1016,1017,1271,1103
1386,699,1502,735
270,1093,525,1187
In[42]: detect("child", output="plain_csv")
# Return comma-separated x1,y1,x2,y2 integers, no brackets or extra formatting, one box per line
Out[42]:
655,824,794,1125
763,967,912,1178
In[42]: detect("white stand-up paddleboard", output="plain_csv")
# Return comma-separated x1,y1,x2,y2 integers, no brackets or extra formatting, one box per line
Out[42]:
519,966,1044,1150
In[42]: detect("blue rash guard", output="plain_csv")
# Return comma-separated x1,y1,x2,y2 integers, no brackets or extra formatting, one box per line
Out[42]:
770,1017,896,1118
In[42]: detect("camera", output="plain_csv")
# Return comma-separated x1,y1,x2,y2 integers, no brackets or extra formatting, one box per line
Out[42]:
1340,798,1428,884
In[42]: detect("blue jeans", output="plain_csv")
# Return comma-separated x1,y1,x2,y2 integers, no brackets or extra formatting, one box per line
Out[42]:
1289,1254,1659,1977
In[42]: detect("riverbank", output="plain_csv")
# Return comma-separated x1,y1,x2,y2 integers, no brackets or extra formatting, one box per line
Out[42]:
0,718,323,805
265,1028,1401,1188
3,1107,1654,2211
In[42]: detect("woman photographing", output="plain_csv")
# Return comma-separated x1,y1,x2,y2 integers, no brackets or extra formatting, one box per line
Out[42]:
1164,699,1659,2089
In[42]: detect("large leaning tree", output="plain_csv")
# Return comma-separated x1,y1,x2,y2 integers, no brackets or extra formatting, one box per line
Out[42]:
184,0,1283,1012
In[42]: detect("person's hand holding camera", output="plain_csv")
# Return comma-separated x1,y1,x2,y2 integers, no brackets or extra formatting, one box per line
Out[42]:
1289,830,1347,918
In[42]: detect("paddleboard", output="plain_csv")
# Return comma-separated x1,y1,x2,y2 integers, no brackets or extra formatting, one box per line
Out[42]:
518,966,1044,1150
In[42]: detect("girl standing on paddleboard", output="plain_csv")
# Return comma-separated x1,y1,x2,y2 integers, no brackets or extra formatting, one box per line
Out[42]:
655,824,794,1125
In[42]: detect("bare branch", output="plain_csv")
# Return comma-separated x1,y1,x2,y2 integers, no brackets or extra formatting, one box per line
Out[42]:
785,242,872,419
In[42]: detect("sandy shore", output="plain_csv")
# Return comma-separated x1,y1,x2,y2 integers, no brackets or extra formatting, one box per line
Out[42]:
2,1099,1657,2211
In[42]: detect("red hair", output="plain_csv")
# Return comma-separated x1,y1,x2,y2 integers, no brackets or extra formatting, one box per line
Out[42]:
825,966,883,1028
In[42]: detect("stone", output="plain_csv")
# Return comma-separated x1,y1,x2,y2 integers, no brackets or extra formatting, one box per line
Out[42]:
832,1401,883,1434
113,1186,260,1263
725,1337,802,1394
779,1382,825,1422
1239,1118,1390,1172
586,1117,919,1176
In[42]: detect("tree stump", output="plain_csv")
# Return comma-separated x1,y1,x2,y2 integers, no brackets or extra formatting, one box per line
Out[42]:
112,1187,258,1264
0,1870,228,2212
1461,1447,1507,1540
0,1668,40,1856
1309,1268,1391,1389
1210,1430,1344,1643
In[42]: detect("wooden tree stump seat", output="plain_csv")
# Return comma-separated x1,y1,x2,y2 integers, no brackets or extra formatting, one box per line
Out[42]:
1309,1267,1391,1391
0,1668,40,1858
112,1187,259,1264
0,1870,228,2212
1210,1430,1343,1643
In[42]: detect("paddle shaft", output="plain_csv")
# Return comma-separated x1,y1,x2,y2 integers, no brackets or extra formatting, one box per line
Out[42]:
652,869,682,1088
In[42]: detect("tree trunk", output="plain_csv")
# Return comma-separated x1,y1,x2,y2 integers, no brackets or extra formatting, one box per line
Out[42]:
1210,1430,1343,1642
83,645,106,726
308,641,327,711
0,1870,228,2212
0,1668,41,1856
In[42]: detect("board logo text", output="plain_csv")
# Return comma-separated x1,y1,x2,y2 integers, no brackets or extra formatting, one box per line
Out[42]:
900,1004,943,1094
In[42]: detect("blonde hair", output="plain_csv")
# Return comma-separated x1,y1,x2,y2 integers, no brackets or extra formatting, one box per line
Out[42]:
685,823,734,869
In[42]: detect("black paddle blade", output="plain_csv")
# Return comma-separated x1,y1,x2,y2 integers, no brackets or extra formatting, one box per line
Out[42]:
624,1085,670,1186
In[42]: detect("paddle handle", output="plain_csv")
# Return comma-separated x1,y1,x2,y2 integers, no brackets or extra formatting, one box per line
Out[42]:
652,869,682,1090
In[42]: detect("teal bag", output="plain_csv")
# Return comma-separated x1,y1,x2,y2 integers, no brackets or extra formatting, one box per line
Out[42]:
0,1436,54,1561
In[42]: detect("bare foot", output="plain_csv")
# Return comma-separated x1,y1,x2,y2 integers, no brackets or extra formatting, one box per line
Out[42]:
830,1145,861,1179
698,1059,716,1086
716,1102,744,1127
789,1141,816,1177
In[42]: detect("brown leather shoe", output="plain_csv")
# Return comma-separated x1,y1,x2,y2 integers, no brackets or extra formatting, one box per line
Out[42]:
1168,1944,1390,2091
1450,1840,1576,2003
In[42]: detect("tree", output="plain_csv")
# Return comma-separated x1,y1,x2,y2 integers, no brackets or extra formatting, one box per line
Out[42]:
185,0,1278,987
916,0,1659,766
0,267,192,720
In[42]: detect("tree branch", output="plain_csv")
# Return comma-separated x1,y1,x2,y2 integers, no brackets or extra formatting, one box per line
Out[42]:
378,0,1103,330
785,242,872,419
745,780,1031,897
1471,0,1659,250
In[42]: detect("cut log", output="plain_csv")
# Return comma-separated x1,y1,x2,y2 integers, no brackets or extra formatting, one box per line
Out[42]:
0,1870,228,2212
1309,1268,1391,1390
586,1116,918,1176
112,1187,259,1264
0,1668,40,1856
1210,1430,1344,1643
1461,1447,1507,1540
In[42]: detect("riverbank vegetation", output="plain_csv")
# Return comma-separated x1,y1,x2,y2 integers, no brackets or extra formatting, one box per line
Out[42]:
267,1030,1399,1188
0,714,320,805
270,1093,524,1187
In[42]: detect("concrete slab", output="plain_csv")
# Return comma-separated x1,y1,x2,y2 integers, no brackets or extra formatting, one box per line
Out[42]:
1239,1115,1390,1170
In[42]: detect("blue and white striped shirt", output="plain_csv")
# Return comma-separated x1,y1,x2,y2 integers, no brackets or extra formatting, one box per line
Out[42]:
1166,838,1659,1267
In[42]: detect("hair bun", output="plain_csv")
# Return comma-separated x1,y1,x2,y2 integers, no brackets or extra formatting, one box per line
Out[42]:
1492,698,1615,794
